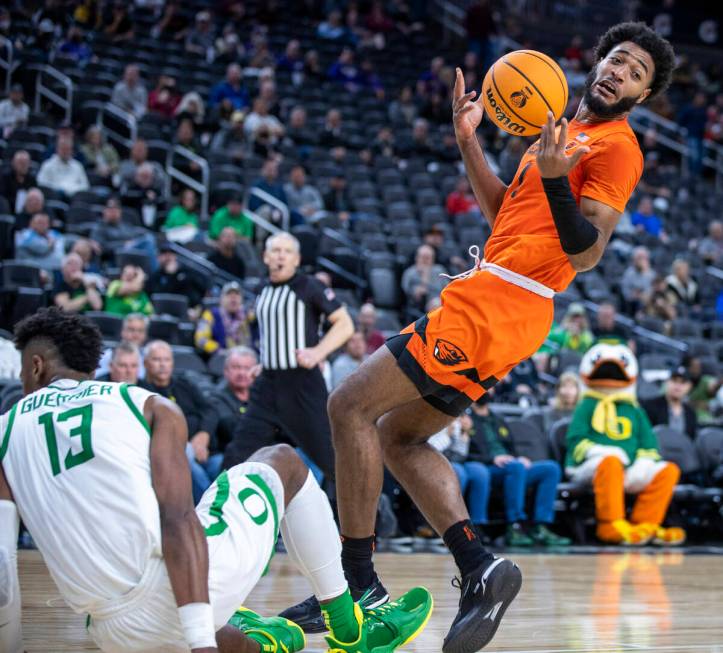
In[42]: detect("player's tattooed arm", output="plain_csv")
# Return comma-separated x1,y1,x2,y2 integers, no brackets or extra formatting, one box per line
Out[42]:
452,68,507,228
147,396,217,651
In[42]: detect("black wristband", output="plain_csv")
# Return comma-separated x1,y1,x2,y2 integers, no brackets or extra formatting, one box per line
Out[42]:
541,176,599,255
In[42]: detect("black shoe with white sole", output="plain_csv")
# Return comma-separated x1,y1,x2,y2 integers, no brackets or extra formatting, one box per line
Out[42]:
442,557,522,653
278,576,389,633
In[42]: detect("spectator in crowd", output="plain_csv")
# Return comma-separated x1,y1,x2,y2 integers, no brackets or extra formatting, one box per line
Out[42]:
117,139,166,192
122,163,166,228
41,122,86,165
420,91,447,124
697,220,723,266
214,23,245,64
684,356,722,423
173,117,202,156
151,0,190,40
248,158,289,220
642,366,698,441
284,164,323,221
541,371,581,434
141,340,220,503
284,105,316,150
243,98,284,145
52,252,103,313
388,85,418,126
175,91,206,127
622,246,656,314
318,108,347,148
209,109,246,160
630,195,666,240
104,264,154,316
398,118,435,159
323,173,352,219
371,126,396,158
209,193,253,241
327,48,366,93
246,30,275,70
277,39,304,81
317,9,347,41
147,243,205,311
15,187,45,231
96,312,148,379
185,10,215,60
147,74,181,119
111,64,147,118
0,84,29,137
15,212,64,269
70,237,101,275
446,176,479,217
593,302,633,348
208,227,246,279
257,77,281,117
468,395,570,546
665,259,700,315
678,91,707,176
97,341,141,384
58,24,92,65
303,49,324,83
548,303,594,354
401,244,448,315
162,188,199,242
465,0,497,70
637,151,672,199
644,275,678,323
357,302,386,353
37,136,89,197
209,346,258,452
194,281,252,356
80,125,120,180
0,150,36,215
102,0,134,41
89,195,157,260
331,331,367,389
209,63,249,111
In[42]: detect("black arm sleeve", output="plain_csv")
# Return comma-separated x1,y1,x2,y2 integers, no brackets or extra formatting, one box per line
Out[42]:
541,176,600,255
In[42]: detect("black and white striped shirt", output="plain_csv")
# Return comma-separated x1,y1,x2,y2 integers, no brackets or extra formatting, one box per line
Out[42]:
255,274,342,370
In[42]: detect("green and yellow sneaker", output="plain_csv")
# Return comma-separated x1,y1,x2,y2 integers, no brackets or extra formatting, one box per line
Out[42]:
228,606,306,652
325,587,434,653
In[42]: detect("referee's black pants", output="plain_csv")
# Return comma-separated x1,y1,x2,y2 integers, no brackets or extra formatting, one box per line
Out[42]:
222,367,335,480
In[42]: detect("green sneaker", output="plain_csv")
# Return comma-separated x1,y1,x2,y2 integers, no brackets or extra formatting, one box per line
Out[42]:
325,586,433,653
505,523,535,547
529,524,572,547
229,606,306,652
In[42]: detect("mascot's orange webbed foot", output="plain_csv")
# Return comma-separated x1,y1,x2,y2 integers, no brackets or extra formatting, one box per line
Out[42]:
597,519,654,546
637,523,686,546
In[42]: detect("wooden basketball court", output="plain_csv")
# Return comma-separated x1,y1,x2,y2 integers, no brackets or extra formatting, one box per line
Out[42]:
19,550,723,652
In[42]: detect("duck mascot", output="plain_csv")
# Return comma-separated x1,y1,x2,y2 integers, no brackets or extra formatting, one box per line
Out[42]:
565,343,685,546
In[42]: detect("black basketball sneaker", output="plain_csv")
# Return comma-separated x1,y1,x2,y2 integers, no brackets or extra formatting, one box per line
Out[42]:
278,576,390,633
442,557,522,653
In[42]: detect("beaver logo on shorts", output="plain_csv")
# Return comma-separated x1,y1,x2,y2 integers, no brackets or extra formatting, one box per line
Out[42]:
433,339,469,366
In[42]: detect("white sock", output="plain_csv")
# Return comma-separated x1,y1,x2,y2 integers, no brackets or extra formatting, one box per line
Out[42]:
280,471,348,601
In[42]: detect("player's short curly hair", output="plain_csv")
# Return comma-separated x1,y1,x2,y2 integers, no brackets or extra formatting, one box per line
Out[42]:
14,307,103,373
593,21,676,101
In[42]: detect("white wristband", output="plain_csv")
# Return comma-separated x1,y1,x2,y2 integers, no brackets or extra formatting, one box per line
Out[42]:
178,602,216,650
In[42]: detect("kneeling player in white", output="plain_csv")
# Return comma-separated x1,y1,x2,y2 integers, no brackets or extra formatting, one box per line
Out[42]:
0,308,433,652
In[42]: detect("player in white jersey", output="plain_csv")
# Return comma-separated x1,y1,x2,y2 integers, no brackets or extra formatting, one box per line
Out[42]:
0,308,434,653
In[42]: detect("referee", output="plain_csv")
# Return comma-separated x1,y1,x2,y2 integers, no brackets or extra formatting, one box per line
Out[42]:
223,231,353,479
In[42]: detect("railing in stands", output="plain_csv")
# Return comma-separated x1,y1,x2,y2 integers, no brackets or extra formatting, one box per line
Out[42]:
166,145,210,221
29,65,73,123
432,0,466,41
241,206,281,248
246,187,290,233
0,36,17,95
97,102,137,152
317,256,368,291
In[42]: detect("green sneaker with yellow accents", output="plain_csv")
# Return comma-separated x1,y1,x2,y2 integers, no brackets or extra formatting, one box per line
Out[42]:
228,606,306,652
325,587,434,653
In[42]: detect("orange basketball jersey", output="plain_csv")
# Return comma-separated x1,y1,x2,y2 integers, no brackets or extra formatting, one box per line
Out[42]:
484,117,643,292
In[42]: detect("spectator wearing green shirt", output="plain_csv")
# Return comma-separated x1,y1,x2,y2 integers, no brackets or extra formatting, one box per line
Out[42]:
163,188,200,242
547,302,594,354
104,264,154,316
209,193,253,240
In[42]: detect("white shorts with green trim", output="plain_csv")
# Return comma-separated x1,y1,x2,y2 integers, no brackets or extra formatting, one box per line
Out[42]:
88,462,284,652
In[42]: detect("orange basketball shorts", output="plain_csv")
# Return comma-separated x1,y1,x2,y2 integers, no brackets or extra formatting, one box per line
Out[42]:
386,271,554,416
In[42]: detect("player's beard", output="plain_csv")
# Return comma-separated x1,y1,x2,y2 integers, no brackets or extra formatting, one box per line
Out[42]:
582,69,639,118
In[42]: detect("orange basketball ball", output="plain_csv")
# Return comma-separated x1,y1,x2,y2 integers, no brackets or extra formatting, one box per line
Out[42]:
481,50,568,136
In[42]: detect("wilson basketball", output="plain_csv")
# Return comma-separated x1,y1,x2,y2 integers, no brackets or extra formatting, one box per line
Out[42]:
481,50,568,136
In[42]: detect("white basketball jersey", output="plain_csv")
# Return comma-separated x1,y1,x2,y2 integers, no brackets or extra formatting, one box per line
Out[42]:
0,379,161,614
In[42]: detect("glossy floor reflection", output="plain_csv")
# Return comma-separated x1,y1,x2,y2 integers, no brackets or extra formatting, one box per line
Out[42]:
19,550,723,652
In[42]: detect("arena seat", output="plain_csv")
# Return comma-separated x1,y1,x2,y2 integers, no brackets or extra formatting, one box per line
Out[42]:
368,267,401,310
171,346,207,374
507,418,551,461
150,293,189,319
1,261,43,289
148,316,180,344
84,311,124,341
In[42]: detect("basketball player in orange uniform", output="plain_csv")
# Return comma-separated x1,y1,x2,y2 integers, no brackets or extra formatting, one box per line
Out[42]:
281,22,675,653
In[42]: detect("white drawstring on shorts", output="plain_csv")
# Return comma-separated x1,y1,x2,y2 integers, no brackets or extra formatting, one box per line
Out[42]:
440,245,555,299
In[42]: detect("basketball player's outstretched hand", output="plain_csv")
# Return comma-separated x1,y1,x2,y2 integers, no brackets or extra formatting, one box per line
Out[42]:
453,67,484,142
536,111,590,178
